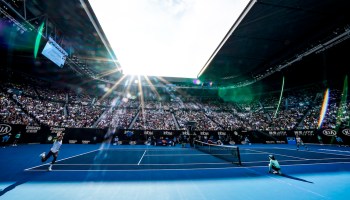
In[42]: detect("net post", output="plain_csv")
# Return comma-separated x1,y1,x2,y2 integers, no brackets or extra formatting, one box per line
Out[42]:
236,146,242,166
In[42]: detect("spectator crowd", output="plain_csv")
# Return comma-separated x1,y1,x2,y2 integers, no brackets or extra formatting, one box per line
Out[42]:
1,78,349,131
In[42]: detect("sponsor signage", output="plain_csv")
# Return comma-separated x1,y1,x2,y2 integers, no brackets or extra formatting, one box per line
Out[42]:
26,126,41,133
182,131,190,135
129,141,136,145
269,131,287,136
200,132,210,136
47,135,53,141
322,129,337,136
50,127,65,134
163,131,173,136
144,131,154,135
293,130,314,136
125,131,134,137
69,140,78,144
218,132,226,136
342,129,350,136
0,124,12,135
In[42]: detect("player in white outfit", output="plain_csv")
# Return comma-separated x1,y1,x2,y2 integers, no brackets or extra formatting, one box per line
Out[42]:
296,135,308,151
40,134,64,171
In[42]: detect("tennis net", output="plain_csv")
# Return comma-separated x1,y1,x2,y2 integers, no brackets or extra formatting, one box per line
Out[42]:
194,140,241,165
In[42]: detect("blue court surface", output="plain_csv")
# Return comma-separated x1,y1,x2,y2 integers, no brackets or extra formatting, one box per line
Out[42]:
1,143,350,200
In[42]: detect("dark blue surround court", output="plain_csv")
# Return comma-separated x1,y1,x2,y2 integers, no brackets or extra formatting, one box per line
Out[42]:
1,143,350,200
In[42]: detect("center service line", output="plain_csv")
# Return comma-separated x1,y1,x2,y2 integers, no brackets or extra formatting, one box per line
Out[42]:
138,150,147,165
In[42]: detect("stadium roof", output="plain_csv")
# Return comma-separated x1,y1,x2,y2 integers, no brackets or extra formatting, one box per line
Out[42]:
198,0,350,87
0,0,122,83
1,0,350,89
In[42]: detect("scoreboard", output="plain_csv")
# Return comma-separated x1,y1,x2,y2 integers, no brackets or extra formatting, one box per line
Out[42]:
41,37,68,68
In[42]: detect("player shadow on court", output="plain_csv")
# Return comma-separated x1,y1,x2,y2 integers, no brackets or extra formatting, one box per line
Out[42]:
0,179,28,197
0,171,46,197
279,173,313,184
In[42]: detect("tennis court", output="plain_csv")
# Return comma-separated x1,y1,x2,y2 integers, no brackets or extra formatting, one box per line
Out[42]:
26,148,235,171
24,143,350,172
1,143,350,200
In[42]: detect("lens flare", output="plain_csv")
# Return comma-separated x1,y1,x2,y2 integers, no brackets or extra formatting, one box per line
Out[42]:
318,88,330,129
99,74,127,100
137,75,146,128
335,75,348,129
143,76,161,100
34,22,45,59
274,76,285,118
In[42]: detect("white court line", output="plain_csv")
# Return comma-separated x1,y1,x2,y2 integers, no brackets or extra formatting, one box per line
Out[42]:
240,152,268,155
272,147,350,157
303,157,350,161
25,148,192,171
25,166,238,172
242,157,350,164
145,154,211,156
247,147,350,160
44,162,232,166
25,161,350,172
24,148,100,171
246,149,307,160
24,147,350,171
101,149,149,151
318,149,350,153
144,154,232,157
243,168,326,198
138,150,147,165
104,148,193,151
243,159,304,164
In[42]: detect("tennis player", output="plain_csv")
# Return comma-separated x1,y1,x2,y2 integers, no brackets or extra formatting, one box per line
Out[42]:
1,133,11,148
336,136,344,146
268,154,282,175
296,134,308,150
216,139,223,145
12,131,21,146
113,136,119,145
40,133,64,171
244,136,251,145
